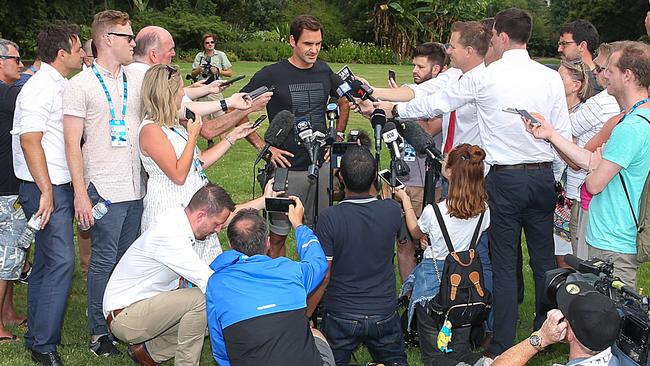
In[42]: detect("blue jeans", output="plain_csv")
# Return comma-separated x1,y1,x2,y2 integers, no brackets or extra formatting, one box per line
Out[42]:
86,183,143,336
321,311,407,366
19,182,75,353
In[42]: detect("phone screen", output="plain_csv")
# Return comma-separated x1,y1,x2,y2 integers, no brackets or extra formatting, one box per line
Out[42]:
388,70,396,82
378,169,405,189
185,108,196,121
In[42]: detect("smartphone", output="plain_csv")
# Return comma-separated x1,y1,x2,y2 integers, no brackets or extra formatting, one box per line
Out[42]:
502,107,541,126
273,167,289,192
265,197,295,213
251,115,267,129
248,85,275,99
378,169,405,189
388,69,396,83
220,75,246,86
185,108,196,121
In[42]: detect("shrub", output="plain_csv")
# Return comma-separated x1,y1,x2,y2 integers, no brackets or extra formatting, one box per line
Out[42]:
223,40,291,62
319,39,400,64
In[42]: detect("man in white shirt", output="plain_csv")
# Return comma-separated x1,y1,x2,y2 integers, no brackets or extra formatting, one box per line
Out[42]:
11,24,85,366
104,183,270,366
370,8,571,356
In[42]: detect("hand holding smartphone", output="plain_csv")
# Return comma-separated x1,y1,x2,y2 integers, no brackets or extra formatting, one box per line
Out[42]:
378,169,405,189
502,107,541,126
247,85,276,100
220,75,246,87
185,108,196,121
388,69,396,83
251,115,267,129
265,197,296,213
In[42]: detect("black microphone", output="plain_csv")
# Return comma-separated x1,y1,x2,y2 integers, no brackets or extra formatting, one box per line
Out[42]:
350,79,378,102
331,74,356,104
370,109,386,153
326,99,339,121
564,254,641,300
399,120,443,161
254,110,295,165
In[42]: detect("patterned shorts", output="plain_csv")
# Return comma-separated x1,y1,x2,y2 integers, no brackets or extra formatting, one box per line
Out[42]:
0,195,27,280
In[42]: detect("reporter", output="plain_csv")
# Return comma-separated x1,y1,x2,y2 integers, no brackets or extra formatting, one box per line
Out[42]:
492,281,621,366
138,64,258,263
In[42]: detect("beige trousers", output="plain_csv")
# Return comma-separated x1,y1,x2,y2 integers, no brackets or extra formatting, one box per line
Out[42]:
110,287,207,366
588,245,640,288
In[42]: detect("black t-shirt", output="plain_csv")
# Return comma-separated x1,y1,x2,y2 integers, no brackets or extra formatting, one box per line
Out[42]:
316,196,402,315
241,59,337,171
223,309,323,366
0,83,21,195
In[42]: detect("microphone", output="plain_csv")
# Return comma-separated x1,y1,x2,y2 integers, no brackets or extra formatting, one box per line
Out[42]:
399,120,443,161
382,122,402,159
330,74,356,104
350,79,378,102
370,109,386,153
326,101,339,121
254,110,295,165
295,117,322,181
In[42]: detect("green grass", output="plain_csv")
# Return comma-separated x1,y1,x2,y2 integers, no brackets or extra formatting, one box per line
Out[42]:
2,61,647,365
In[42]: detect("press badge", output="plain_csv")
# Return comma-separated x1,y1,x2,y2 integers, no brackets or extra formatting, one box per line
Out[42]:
109,119,128,147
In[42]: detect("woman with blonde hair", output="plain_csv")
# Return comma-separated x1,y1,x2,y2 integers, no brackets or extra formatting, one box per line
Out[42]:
138,64,256,263
395,144,490,366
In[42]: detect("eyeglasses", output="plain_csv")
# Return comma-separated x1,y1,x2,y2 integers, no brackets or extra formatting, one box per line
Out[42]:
165,65,178,80
0,55,21,64
444,43,455,51
593,64,605,74
204,41,215,45
107,32,135,42
558,40,576,47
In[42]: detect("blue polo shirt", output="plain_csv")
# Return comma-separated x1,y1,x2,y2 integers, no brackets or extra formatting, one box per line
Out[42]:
587,108,650,254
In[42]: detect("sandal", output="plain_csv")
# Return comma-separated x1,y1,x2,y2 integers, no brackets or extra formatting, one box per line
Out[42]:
0,335,19,344
18,262,31,284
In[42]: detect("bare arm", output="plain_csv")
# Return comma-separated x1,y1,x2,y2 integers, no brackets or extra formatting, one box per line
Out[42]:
219,68,233,78
583,112,622,152
336,96,350,134
394,189,425,240
197,92,272,140
199,122,257,167
20,132,53,227
63,115,93,228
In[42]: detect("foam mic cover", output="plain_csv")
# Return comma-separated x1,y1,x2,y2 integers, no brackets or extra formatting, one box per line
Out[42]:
400,120,443,159
264,110,295,146
330,74,354,102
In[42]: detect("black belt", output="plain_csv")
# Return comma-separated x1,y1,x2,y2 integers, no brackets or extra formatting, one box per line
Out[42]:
492,162,552,171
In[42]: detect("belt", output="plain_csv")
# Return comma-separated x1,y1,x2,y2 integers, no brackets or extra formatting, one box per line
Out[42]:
106,308,123,330
492,162,552,171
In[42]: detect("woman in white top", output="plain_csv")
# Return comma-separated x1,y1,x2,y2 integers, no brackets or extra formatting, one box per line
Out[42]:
395,144,490,366
139,64,255,263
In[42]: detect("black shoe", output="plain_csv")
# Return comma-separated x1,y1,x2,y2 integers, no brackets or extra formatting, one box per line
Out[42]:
89,334,121,357
31,350,63,366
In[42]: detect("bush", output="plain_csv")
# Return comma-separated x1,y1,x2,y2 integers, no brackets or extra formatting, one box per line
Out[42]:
223,40,291,62
319,39,400,64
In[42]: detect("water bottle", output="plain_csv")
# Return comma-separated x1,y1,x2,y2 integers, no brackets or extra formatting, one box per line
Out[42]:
79,200,112,231
17,215,41,249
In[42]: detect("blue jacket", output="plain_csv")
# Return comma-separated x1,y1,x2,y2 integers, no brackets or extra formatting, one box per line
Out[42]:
206,225,327,366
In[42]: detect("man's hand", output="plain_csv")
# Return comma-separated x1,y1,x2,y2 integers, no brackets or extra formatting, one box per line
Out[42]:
210,66,219,75
372,101,395,118
227,121,258,141
268,146,294,168
225,93,253,110
35,190,53,228
248,92,273,113
287,195,304,228
351,98,375,117
388,78,398,89
206,80,229,94
522,112,556,141
263,178,283,198
74,191,94,229
538,309,568,348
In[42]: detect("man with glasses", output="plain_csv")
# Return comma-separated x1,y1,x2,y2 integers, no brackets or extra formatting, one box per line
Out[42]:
62,9,144,357
558,20,603,94
11,23,85,366
563,42,621,259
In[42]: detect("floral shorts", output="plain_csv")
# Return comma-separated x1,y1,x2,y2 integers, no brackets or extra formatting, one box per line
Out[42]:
0,195,27,280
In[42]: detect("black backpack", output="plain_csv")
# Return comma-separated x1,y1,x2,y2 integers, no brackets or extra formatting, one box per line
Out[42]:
429,204,492,328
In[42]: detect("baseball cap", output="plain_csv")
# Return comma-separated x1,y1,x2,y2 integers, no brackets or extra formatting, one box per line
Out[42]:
557,281,621,352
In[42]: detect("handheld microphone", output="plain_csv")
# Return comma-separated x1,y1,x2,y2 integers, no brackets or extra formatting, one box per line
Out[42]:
382,122,402,159
330,74,356,105
326,101,339,121
254,110,295,165
370,109,386,153
399,120,443,161
350,79,378,102
295,117,322,181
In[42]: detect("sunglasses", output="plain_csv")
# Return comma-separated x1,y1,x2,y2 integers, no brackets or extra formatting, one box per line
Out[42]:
165,65,179,80
107,32,135,42
593,64,605,74
204,41,215,45
0,55,21,64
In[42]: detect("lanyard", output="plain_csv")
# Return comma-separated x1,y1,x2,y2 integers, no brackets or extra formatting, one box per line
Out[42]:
92,64,128,120
169,126,209,184
622,97,650,121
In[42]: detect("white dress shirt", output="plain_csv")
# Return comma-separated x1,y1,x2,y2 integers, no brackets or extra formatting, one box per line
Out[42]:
12,63,71,184
399,49,572,166
102,206,213,317
441,64,483,149
408,67,462,98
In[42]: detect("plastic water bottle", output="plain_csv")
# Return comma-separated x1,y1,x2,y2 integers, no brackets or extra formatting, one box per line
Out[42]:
92,200,111,220
79,200,112,231
17,215,41,249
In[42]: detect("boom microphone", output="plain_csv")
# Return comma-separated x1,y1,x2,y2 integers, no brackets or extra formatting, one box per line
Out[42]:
254,110,295,165
330,74,356,104
370,109,386,153
350,79,378,102
399,120,443,161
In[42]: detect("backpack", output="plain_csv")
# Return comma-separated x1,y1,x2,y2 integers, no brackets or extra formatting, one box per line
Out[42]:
428,204,491,328
620,114,650,262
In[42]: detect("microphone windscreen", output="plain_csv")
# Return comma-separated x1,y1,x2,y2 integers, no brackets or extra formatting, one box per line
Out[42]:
330,74,351,97
400,120,435,154
563,254,582,272
370,109,386,129
264,110,295,146
384,121,397,132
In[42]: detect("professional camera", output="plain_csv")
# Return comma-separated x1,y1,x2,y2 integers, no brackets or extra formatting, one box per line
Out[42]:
543,256,650,366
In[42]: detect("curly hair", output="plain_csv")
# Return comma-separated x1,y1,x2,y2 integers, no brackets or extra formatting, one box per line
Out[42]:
445,144,488,219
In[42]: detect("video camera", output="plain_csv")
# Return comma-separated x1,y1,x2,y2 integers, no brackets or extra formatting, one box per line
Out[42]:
544,256,650,366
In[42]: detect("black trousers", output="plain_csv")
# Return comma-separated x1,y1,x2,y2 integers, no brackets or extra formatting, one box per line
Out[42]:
486,166,556,355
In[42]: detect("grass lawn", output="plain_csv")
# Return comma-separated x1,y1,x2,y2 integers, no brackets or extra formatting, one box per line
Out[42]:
2,60,648,365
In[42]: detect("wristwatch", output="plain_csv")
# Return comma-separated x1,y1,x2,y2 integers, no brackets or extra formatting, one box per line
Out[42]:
529,331,544,351
391,104,400,119
336,131,345,140
220,99,228,112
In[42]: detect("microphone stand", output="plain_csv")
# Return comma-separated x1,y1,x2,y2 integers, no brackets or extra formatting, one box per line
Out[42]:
327,115,337,207
423,155,442,206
